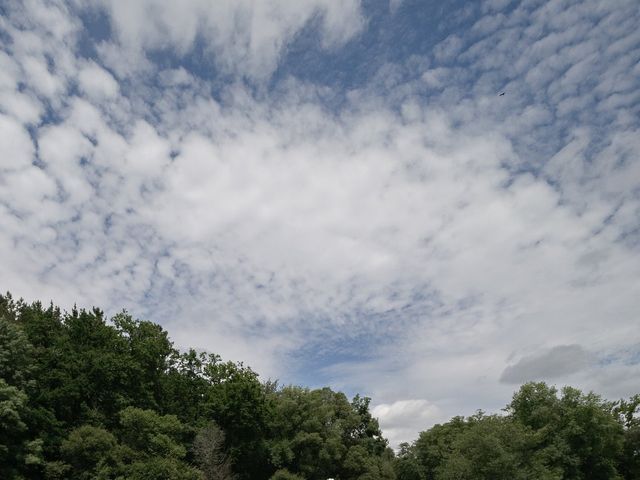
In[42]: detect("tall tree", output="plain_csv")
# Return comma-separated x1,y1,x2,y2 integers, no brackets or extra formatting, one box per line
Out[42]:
394,442,425,480
0,297,44,478
507,382,624,479
266,386,395,480
613,394,640,479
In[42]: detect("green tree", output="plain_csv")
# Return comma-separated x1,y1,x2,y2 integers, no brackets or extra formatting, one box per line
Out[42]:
162,349,211,424
435,413,560,480
113,313,176,411
614,394,640,479
0,306,33,388
202,356,271,480
394,443,424,480
99,407,202,480
508,382,624,480
270,469,305,480
266,386,394,480
60,425,117,479
0,379,30,477
343,444,395,479
0,301,44,478
413,416,468,478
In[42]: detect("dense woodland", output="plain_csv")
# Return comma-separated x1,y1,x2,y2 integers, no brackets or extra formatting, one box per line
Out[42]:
1,293,638,480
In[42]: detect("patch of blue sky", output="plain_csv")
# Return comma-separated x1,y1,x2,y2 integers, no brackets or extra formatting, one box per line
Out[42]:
73,0,486,109
598,347,640,367
285,298,438,386
76,8,111,59
272,0,476,92
628,350,640,366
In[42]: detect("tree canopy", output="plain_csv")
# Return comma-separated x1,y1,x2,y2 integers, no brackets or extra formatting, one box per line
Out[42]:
0,293,394,479
400,382,636,480
1,292,637,479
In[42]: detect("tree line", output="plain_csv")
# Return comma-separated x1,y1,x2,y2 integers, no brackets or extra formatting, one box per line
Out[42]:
0,293,638,479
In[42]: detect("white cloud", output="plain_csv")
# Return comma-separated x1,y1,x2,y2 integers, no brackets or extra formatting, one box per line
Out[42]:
373,399,442,449
90,0,364,79
124,121,171,176
421,68,449,89
0,49,44,124
0,0,639,448
78,61,119,99
433,34,464,62
0,90,43,125
0,114,35,170
22,56,66,99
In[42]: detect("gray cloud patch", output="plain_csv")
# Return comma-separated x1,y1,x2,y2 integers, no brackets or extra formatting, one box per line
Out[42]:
500,345,589,384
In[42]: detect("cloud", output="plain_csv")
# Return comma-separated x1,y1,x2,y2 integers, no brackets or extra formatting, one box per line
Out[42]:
78,61,119,99
373,399,442,449
88,0,365,79
1,0,639,447
388,0,404,14
433,34,463,62
0,114,35,171
500,345,590,384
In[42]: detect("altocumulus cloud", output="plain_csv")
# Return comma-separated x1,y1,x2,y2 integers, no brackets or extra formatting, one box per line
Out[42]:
0,0,639,446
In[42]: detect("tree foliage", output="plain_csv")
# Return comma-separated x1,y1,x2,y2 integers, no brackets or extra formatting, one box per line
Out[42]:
266,386,394,480
400,381,634,480
1,292,638,480
0,293,396,480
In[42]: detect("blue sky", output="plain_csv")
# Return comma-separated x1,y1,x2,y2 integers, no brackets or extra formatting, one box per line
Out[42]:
1,0,639,447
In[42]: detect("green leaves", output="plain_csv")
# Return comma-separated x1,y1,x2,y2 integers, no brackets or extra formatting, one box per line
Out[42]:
3,293,638,480
509,383,624,480
0,306,44,478
614,394,640,479
60,425,116,479
270,469,305,480
403,382,630,480
0,379,28,451
119,407,187,457
59,409,200,480
0,313,33,388
265,386,394,480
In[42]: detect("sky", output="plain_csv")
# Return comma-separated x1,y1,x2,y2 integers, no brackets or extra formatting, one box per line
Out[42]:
1,0,639,448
